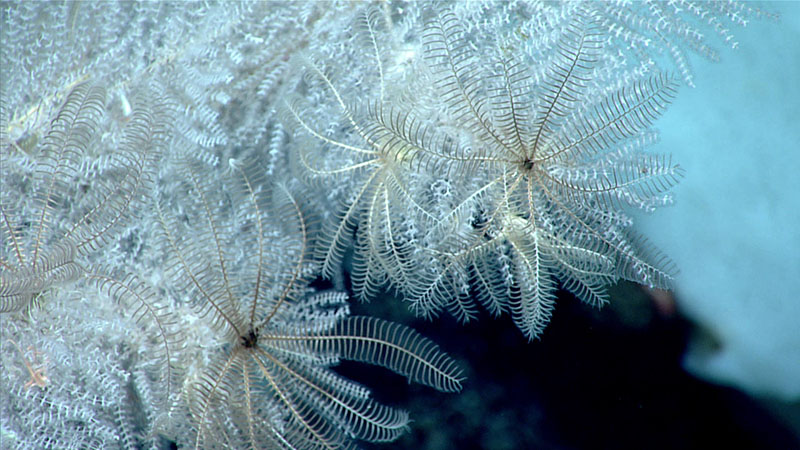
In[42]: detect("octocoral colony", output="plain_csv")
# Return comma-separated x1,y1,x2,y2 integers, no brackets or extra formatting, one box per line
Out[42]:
1,2,757,448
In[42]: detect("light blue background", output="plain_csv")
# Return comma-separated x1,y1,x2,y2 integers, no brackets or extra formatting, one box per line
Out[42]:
637,2,800,400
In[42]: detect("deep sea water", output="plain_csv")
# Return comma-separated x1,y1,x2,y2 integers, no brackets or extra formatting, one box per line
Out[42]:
638,1,800,401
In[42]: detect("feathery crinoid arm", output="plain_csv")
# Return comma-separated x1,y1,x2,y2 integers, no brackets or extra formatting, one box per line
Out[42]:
533,72,682,291
83,268,181,431
284,56,381,282
30,82,105,266
251,292,464,448
315,315,464,393
537,73,679,167
0,82,104,312
249,176,319,328
528,8,604,160
63,83,172,256
1,166,27,272
0,240,82,313
157,157,251,338
590,1,772,87
423,10,498,151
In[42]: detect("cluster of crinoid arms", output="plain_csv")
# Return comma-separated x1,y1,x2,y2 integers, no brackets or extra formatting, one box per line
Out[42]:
287,7,682,341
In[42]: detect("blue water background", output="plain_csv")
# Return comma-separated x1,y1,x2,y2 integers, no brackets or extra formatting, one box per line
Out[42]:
637,1,800,400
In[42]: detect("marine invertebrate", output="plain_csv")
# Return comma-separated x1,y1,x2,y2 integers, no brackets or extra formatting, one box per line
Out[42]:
157,156,462,448
0,288,176,449
1,79,179,446
2,2,775,447
402,9,683,338
6,338,49,390
1,81,167,313
286,6,682,339
285,8,438,302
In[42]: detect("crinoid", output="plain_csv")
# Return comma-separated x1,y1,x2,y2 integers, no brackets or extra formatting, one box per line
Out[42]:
284,8,452,302
157,156,463,449
1,80,168,313
1,79,178,444
405,9,684,338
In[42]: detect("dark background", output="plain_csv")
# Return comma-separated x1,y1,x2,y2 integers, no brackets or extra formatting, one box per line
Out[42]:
340,281,800,450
